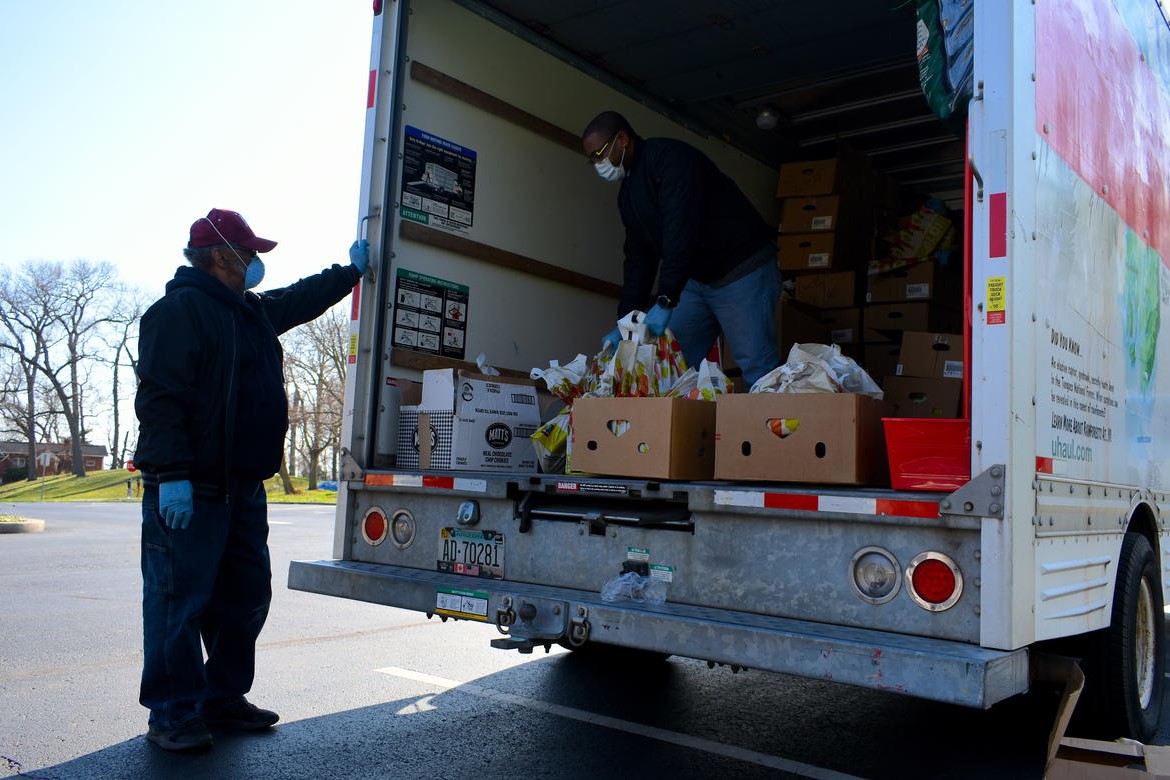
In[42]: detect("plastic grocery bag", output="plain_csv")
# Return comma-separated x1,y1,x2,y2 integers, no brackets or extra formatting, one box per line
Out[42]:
530,354,590,404
600,570,666,605
667,359,734,400
593,310,688,398
749,342,882,398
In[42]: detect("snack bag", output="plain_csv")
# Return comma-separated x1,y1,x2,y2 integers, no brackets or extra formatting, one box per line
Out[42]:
530,408,571,473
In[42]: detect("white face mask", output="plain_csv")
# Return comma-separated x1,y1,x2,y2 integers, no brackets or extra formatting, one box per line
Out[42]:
594,143,627,182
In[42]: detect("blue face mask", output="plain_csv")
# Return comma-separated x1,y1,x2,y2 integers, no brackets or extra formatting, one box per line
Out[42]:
229,249,265,290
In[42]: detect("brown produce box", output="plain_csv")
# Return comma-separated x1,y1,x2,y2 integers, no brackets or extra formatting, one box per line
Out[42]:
882,376,962,419
715,393,888,485
817,307,863,345
863,301,961,340
777,233,840,271
775,147,875,198
778,196,843,233
794,271,857,308
866,260,938,302
863,342,903,383
897,331,964,379
570,397,716,480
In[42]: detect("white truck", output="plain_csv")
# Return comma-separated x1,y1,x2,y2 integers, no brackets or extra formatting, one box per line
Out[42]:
290,0,1170,742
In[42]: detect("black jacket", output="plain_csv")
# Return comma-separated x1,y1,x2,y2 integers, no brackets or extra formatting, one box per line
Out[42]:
617,137,775,316
134,263,360,495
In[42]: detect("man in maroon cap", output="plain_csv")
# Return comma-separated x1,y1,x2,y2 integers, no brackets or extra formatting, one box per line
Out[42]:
133,208,369,751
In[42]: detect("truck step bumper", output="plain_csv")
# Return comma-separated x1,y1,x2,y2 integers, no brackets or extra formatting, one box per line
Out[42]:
289,559,1029,709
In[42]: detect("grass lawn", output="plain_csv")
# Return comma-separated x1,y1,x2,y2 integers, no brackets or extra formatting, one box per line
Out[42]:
0,469,338,504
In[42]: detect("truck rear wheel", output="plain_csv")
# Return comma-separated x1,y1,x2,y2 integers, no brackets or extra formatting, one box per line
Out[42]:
1079,532,1164,741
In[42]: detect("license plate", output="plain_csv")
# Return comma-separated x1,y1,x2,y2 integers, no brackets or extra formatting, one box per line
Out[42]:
438,528,505,579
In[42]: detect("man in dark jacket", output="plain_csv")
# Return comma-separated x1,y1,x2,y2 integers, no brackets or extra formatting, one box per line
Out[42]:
134,207,367,751
583,111,780,386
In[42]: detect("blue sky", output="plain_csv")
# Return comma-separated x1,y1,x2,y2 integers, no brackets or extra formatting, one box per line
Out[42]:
0,1,374,297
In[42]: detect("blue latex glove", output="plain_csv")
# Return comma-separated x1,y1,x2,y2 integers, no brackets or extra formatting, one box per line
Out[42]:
159,480,194,531
601,326,622,352
349,239,370,273
644,303,673,336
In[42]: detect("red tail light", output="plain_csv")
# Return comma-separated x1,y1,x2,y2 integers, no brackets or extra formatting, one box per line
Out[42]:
907,552,963,611
362,508,388,545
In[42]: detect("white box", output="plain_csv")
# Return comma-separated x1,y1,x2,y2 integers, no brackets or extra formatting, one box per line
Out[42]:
399,370,540,472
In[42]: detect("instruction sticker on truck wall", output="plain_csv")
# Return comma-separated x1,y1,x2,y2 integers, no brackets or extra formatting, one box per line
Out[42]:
393,269,469,360
986,276,1006,324
435,587,489,621
400,126,476,233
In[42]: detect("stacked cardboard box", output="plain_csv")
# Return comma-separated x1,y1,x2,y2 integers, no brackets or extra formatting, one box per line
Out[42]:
882,331,964,418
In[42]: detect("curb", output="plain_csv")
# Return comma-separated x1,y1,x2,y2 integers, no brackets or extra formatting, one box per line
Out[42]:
0,519,46,534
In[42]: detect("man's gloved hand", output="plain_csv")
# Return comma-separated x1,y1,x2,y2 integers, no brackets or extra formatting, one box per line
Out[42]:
349,239,370,273
601,326,622,353
644,303,673,336
159,480,194,531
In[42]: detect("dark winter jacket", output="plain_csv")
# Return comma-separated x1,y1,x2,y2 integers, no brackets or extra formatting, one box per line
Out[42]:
616,137,775,316
134,263,360,496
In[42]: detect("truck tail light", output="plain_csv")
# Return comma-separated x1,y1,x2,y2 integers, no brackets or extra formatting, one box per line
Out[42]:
849,546,901,604
907,552,963,612
362,507,388,546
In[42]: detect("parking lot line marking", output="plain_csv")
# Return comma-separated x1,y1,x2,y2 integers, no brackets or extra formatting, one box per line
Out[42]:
376,666,862,779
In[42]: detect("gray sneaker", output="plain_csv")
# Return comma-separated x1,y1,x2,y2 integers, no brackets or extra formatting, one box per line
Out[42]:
202,698,279,731
147,718,214,752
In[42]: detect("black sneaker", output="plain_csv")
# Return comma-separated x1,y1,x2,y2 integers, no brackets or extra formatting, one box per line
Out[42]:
202,698,280,731
147,718,214,752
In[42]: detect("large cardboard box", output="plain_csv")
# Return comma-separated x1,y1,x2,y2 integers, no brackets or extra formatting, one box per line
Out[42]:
794,270,856,308
866,260,938,302
863,301,961,339
570,397,716,480
817,307,864,344
881,376,962,419
715,393,888,484
775,150,874,198
397,369,540,472
863,342,903,383
778,196,843,233
777,232,840,271
897,331,964,379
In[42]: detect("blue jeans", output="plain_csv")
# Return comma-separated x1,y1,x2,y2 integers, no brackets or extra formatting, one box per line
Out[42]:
669,254,781,387
140,479,271,729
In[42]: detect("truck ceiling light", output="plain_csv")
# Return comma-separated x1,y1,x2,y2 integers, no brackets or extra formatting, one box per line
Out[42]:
362,507,388,546
850,546,901,605
907,552,963,612
391,509,416,549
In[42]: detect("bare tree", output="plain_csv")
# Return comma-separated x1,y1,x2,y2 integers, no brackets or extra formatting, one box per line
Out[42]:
0,259,123,477
281,304,348,490
97,291,148,468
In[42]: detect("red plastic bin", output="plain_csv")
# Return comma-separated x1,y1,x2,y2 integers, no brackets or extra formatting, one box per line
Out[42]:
882,418,971,492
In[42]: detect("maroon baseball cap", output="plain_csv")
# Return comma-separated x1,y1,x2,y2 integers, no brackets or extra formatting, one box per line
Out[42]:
188,208,278,252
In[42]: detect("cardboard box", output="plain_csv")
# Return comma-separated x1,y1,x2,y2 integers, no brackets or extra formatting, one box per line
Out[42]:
863,301,961,339
897,331,964,379
398,369,540,472
777,232,839,271
570,397,716,480
817,307,863,344
775,149,874,198
777,301,833,359
866,260,937,302
881,376,962,418
778,196,842,233
794,270,856,308
863,342,902,383
715,393,888,485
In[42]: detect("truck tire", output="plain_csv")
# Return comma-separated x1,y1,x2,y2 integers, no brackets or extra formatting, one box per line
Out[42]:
1079,531,1165,741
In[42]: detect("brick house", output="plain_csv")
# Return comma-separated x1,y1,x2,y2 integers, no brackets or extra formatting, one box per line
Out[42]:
0,441,108,479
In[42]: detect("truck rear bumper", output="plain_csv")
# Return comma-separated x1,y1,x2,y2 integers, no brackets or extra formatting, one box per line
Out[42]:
289,559,1029,709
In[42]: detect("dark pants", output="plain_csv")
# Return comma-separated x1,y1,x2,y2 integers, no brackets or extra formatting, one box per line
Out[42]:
139,479,271,729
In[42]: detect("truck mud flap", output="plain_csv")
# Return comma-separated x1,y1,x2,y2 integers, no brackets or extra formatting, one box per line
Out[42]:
289,559,1029,709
